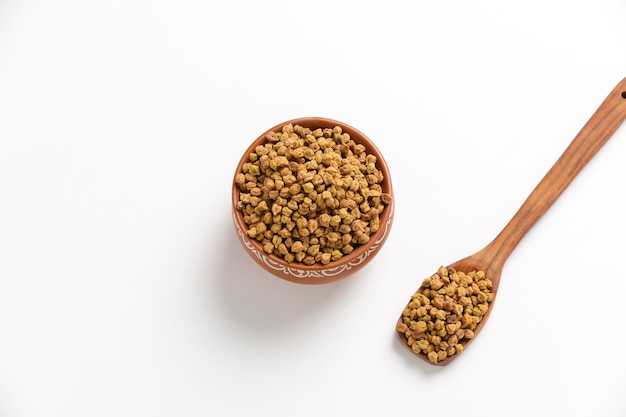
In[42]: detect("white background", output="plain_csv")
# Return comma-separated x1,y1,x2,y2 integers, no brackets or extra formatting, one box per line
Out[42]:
1,1,625,416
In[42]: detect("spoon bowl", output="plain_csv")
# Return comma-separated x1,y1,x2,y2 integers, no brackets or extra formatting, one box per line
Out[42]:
398,78,626,366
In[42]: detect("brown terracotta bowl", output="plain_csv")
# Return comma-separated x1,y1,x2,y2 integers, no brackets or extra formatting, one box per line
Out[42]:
231,117,394,284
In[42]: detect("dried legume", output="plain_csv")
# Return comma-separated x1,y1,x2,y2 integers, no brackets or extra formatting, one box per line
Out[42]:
397,266,493,363
236,123,392,265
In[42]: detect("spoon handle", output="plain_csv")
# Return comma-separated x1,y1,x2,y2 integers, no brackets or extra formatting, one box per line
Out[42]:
483,78,626,269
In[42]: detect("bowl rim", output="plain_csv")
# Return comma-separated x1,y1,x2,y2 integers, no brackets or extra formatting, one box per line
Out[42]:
231,116,394,279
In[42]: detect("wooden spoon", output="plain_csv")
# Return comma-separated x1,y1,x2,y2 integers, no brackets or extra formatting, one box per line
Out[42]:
397,78,626,366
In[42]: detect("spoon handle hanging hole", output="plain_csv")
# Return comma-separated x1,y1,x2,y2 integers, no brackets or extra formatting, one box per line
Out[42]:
621,91,626,99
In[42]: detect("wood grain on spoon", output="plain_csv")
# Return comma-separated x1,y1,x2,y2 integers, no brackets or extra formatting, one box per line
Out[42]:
398,78,626,366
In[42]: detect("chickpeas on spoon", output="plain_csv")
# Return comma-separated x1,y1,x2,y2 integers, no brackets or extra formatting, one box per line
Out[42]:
397,78,626,366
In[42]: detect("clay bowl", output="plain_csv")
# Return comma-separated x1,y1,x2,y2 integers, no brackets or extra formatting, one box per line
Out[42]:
231,117,394,284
